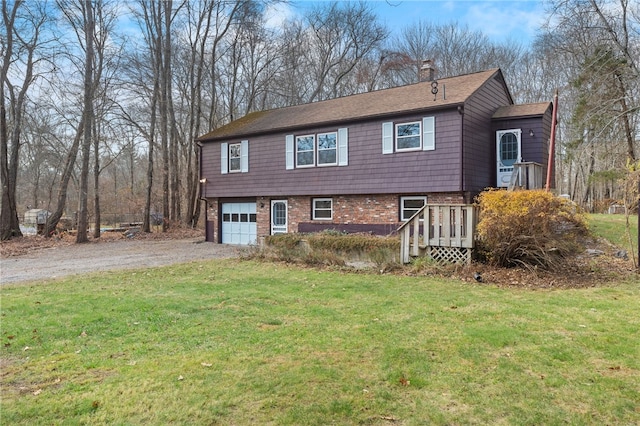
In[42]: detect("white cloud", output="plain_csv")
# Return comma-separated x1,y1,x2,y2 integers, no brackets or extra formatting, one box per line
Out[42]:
264,2,297,30
463,1,545,43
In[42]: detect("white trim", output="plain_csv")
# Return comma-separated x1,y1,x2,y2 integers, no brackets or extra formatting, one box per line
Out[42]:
496,128,522,188
285,135,294,170
338,127,348,166
240,140,249,172
400,196,427,221
271,200,288,234
228,142,242,173
220,142,228,174
317,132,338,166
395,121,422,152
312,198,333,220
295,134,316,168
422,117,435,151
382,122,393,154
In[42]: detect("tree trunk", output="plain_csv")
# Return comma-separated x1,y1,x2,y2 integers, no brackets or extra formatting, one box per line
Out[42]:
92,119,100,239
76,0,95,243
0,0,30,240
44,120,84,236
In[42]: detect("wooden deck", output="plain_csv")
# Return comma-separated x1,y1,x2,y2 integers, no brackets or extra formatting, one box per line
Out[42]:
398,204,478,264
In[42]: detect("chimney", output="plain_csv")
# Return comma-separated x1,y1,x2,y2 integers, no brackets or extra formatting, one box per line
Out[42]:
420,59,435,82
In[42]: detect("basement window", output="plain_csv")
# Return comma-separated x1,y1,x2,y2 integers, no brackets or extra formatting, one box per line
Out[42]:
313,198,333,220
401,196,427,221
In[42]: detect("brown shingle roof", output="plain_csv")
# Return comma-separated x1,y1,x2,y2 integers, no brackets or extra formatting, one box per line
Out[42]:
492,102,551,119
198,68,505,141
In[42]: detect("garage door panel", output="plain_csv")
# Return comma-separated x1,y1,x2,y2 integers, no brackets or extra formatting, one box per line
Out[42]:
221,202,256,245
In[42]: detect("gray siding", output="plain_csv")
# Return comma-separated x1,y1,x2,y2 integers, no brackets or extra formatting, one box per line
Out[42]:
201,109,465,198
462,74,513,193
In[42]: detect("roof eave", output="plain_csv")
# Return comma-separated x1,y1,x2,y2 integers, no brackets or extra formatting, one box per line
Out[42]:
197,103,466,143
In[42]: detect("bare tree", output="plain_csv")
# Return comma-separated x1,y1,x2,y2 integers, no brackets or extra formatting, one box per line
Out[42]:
1,0,52,240
178,0,246,227
542,0,639,208
304,1,388,102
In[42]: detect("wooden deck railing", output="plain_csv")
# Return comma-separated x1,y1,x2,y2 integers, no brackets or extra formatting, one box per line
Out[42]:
508,162,544,190
398,204,478,264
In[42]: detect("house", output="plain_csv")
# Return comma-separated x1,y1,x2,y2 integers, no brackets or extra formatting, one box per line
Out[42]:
197,67,553,245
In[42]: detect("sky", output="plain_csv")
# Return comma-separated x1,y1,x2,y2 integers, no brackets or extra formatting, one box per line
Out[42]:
266,0,547,46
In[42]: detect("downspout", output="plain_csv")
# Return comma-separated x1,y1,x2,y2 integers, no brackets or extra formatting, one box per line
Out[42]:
545,89,559,192
457,105,465,200
197,141,209,240
197,141,206,202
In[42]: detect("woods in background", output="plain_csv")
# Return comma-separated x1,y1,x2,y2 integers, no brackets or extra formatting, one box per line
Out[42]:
2,0,638,240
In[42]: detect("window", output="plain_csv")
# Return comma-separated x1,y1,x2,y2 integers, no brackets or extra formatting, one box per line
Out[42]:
401,196,427,221
499,131,519,166
396,122,421,151
221,140,248,174
286,128,348,170
383,117,435,154
229,143,241,172
317,132,337,165
313,198,333,220
296,135,315,167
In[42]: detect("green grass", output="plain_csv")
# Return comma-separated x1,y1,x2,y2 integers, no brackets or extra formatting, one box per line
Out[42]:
588,213,638,252
1,260,638,425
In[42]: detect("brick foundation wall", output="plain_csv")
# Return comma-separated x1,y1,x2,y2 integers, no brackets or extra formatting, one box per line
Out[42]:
206,193,467,242
256,196,270,239
273,193,465,237
205,199,219,242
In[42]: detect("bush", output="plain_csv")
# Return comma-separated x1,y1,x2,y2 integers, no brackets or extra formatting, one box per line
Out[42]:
261,231,399,268
476,189,588,270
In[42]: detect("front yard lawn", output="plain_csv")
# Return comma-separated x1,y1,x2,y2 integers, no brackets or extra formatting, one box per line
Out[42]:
1,260,638,425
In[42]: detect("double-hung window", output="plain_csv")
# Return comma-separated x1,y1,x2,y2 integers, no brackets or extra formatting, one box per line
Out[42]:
221,140,248,174
229,143,241,172
401,196,427,221
296,135,315,167
313,198,333,220
286,128,348,170
317,132,337,166
382,117,435,154
396,122,421,151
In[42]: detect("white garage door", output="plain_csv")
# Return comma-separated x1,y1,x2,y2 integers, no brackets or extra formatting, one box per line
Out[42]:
221,202,257,245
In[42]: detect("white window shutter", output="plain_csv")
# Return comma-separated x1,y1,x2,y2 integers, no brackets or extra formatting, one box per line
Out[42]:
240,140,249,172
221,142,228,174
423,116,435,151
338,128,348,166
285,135,294,170
382,122,393,154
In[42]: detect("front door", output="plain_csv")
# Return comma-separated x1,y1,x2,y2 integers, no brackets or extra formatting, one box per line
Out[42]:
271,200,287,234
496,129,522,187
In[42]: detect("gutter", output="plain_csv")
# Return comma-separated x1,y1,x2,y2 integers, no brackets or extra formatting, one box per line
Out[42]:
196,104,466,144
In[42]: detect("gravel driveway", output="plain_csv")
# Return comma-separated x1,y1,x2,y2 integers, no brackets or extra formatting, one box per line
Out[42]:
0,238,242,285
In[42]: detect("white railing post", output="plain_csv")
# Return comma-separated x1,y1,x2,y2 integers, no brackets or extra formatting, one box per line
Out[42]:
411,212,420,257
401,225,410,264
398,203,477,263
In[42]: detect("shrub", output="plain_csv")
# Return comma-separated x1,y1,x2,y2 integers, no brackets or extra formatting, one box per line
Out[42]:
261,232,399,267
306,232,399,253
264,233,304,250
476,189,588,270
